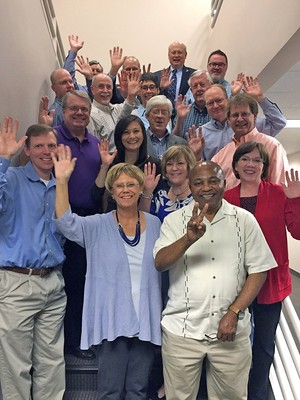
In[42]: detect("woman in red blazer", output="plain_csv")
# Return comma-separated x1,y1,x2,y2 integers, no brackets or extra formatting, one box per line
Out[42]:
224,141,300,400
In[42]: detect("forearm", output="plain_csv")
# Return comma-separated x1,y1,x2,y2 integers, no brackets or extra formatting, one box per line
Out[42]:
155,234,193,272
55,180,70,218
256,98,287,137
138,195,152,213
95,165,109,188
172,116,185,137
229,272,267,312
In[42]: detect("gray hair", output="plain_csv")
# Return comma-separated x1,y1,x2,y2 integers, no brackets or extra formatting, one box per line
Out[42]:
62,90,91,110
145,95,173,116
188,70,213,87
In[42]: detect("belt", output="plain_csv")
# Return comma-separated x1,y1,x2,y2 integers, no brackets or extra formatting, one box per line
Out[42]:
1,266,58,277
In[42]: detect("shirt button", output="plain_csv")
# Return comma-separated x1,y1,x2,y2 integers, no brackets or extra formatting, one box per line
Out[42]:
212,257,215,260
213,276,216,279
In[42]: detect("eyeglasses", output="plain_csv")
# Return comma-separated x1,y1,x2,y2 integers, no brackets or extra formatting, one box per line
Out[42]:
141,85,157,91
205,98,225,108
208,62,226,68
239,156,263,165
151,109,170,116
113,182,140,191
65,106,90,113
191,82,207,90
229,112,252,119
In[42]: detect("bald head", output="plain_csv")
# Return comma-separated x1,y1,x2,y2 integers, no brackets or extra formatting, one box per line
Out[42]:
50,69,74,99
91,73,113,105
189,161,225,219
168,42,187,69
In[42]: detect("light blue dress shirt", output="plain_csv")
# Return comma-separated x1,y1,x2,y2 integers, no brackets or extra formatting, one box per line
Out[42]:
0,158,65,268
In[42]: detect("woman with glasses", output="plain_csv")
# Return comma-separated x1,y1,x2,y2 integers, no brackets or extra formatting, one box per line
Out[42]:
54,147,162,400
224,141,300,400
92,115,161,212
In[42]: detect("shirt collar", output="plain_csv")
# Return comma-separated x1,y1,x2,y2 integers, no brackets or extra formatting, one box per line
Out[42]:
147,128,169,140
56,123,90,142
25,161,55,185
93,99,114,111
233,126,259,144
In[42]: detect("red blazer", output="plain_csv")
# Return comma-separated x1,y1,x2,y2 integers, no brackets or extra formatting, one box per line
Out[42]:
225,180,300,304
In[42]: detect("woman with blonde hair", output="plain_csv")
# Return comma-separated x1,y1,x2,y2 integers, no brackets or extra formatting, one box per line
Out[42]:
54,146,162,400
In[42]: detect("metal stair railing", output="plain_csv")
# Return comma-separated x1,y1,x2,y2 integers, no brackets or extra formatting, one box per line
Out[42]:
269,297,300,400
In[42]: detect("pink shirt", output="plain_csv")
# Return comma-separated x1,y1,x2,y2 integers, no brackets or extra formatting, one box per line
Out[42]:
212,127,289,190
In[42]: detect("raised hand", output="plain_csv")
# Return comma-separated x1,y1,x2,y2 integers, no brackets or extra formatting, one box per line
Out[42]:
52,144,77,183
186,202,208,243
143,162,161,196
109,46,126,76
75,55,93,80
118,69,129,99
160,68,173,90
38,96,54,126
243,76,264,102
127,70,142,100
231,72,245,96
68,34,84,53
98,139,117,167
282,169,300,198
142,64,151,74
186,125,205,161
176,94,192,120
0,117,26,159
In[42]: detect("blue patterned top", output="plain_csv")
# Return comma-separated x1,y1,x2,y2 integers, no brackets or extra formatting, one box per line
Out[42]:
150,189,193,222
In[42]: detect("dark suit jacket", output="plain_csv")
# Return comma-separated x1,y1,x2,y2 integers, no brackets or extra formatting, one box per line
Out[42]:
146,130,188,160
154,65,196,100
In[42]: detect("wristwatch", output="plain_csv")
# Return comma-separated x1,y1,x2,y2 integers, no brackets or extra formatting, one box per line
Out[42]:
228,305,245,320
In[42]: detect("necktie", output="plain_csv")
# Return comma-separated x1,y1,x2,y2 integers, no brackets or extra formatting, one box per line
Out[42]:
168,69,177,105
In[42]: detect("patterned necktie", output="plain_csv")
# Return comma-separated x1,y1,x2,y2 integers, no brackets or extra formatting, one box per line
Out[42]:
168,69,177,105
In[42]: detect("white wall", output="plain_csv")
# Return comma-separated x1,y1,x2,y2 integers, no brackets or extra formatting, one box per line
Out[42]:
52,0,300,87
52,0,211,80
0,0,59,143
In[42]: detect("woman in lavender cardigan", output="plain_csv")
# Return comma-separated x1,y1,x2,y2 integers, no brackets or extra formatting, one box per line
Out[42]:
53,145,162,400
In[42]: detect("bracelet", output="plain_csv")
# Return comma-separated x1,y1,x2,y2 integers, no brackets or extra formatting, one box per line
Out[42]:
141,193,153,200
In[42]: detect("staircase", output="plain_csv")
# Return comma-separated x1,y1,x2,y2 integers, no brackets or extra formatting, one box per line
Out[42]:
63,354,98,400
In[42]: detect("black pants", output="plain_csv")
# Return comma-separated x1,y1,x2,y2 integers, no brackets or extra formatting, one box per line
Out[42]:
96,337,156,400
62,239,87,348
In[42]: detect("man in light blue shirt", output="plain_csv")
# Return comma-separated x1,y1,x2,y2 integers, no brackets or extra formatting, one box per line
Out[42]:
0,119,66,399
201,80,287,160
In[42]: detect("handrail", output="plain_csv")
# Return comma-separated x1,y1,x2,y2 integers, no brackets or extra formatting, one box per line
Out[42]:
270,296,300,399
40,0,65,66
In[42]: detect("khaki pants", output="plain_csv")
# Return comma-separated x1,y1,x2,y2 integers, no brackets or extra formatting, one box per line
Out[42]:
0,269,66,400
162,327,252,400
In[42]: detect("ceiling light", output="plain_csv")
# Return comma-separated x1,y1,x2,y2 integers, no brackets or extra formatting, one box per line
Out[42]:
286,120,300,128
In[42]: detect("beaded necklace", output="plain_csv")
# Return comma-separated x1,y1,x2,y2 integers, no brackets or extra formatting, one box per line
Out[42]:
115,210,141,246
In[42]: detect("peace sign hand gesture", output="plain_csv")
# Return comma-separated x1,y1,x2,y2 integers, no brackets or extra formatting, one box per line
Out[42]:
186,202,208,243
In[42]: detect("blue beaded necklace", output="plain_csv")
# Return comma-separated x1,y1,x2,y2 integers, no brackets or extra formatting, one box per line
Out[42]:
115,210,141,246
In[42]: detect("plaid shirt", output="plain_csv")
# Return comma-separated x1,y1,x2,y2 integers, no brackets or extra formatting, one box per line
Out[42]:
180,103,210,137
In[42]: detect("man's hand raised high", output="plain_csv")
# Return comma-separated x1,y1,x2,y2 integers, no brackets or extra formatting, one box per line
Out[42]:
0,117,27,160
